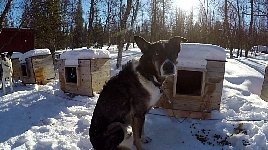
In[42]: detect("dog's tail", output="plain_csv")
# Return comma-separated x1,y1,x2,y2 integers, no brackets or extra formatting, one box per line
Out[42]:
90,122,125,150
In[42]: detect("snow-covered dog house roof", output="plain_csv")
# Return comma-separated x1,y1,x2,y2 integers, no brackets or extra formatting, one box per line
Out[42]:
11,52,23,59
19,49,51,63
158,43,226,119
18,49,55,85
177,43,226,69
60,47,110,66
58,48,111,97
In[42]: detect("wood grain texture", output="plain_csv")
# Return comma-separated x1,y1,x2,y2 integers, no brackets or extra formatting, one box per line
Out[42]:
11,58,21,81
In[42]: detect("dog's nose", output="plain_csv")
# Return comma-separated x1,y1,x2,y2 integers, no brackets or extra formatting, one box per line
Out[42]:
162,60,175,75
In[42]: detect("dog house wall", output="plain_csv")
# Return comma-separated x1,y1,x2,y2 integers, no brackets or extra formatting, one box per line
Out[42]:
261,66,268,101
11,58,22,81
20,54,55,85
158,43,226,119
58,58,110,97
11,52,23,81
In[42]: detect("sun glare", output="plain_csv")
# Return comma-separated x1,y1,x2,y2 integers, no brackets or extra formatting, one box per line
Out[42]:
173,0,196,12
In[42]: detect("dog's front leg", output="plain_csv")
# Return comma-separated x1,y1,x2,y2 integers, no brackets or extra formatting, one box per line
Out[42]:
10,77,13,92
2,77,6,94
132,115,144,150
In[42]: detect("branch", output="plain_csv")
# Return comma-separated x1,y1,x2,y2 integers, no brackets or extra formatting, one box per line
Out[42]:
242,12,268,17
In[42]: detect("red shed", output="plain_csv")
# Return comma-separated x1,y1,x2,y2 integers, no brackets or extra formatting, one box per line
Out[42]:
0,28,34,53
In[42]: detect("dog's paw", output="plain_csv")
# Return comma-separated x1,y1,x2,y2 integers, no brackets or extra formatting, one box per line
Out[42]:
141,136,152,143
125,126,133,138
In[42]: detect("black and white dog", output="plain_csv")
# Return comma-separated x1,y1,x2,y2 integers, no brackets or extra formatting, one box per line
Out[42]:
1,52,13,95
89,36,186,150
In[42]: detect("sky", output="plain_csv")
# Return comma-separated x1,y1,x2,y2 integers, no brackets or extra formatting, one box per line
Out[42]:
1,0,257,28
1,0,203,27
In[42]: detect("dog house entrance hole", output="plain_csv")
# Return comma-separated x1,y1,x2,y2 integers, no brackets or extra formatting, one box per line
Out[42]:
21,64,28,76
176,70,203,96
65,67,77,83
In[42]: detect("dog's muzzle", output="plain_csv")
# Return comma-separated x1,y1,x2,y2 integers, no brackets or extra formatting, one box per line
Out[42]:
160,59,176,76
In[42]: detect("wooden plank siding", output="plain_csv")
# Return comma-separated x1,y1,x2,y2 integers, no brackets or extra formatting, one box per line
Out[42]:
58,59,66,91
204,60,225,110
90,59,110,94
20,58,36,84
261,65,268,101
21,54,55,85
32,55,55,85
11,58,22,81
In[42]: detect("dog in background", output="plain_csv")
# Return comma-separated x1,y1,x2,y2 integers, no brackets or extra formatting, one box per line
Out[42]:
89,36,186,150
1,52,13,95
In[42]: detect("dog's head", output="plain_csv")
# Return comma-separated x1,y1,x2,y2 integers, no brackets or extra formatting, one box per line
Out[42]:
134,36,187,83
1,52,13,67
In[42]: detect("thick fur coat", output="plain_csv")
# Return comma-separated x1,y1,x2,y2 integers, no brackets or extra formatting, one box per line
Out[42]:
1,52,13,94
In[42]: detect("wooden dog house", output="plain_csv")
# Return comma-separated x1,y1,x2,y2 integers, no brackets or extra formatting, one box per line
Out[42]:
158,43,226,119
58,48,110,97
261,66,268,101
19,49,55,85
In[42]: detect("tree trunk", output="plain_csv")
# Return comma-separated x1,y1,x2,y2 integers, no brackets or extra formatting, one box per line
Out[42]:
236,0,241,53
126,0,139,51
247,0,254,57
116,0,132,69
104,0,111,45
88,0,95,46
0,0,13,31
223,0,232,58
162,0,165,35
151,0,157,42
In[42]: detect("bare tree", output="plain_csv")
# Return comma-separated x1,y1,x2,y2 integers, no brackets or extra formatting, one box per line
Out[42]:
151,0,158,42
116,0,133,69
125,0,140,50
231,0,243,57
248,0,254,57
223,0,232,58
103,0,112,45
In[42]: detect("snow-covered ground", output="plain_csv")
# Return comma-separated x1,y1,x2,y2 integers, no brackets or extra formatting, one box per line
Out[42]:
1,46,268,150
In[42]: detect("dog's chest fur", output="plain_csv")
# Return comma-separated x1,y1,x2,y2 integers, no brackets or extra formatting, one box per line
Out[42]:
137,73,161,107
1,60,13,77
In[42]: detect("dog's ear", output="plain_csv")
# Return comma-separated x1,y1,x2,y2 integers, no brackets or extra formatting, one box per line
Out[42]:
7,52,13,58
134,36,150,53
1,54,5,59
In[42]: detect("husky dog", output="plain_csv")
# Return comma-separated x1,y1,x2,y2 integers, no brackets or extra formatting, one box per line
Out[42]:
89,36,186,150
1,52,13,95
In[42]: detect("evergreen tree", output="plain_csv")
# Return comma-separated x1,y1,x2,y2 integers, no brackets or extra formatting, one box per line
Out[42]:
73,0,84,48
92,19,103,47
26,0,63,53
